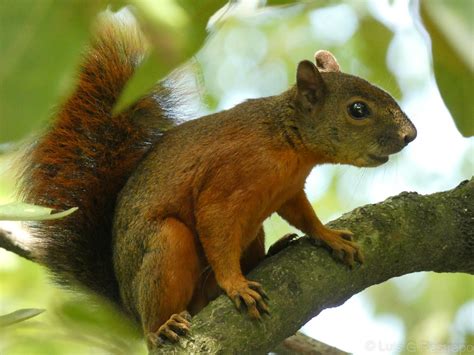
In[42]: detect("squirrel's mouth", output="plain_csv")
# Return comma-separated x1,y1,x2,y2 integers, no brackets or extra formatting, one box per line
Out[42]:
368,154,389,164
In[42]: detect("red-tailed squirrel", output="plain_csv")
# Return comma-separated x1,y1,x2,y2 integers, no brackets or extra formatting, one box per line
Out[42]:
19,14,416,347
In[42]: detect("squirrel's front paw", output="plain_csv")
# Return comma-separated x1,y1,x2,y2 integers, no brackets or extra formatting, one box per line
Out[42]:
223,279,270,320
315,228,364,267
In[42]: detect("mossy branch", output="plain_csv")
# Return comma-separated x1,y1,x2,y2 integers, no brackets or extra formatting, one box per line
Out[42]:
1,179,472,354
154,178,473,354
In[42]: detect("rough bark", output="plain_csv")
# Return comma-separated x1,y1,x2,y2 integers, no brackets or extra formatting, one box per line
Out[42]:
1,180,473,354
274,332,348,354
153,178,473,354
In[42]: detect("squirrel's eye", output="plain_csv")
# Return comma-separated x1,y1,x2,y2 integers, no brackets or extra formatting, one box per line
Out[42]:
348,102,370,119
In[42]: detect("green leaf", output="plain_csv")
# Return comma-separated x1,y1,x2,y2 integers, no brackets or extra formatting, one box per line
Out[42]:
352,15,400,99
0,0,108,143
113,0,226,113
0,308,45,327
420,0,474,137
0,202,78,221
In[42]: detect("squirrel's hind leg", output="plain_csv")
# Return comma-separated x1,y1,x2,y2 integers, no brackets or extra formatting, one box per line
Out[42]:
135,217,201,347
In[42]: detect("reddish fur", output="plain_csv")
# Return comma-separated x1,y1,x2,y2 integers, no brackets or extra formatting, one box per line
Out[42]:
20,20,174,300
112,91,366,338
21,17,415,346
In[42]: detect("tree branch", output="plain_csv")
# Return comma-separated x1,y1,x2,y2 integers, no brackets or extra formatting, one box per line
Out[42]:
2,180,472,354
274,332,348,354
155,178,473,353
0,224,35,261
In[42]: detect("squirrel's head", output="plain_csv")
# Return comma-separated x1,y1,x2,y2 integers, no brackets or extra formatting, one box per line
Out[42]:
293,50,416,167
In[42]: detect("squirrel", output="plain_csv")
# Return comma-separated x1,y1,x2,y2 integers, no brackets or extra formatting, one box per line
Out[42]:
19,14,416,347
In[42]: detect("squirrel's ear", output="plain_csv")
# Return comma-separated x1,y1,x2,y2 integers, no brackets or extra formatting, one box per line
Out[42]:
296,60,325,106
314,50,340,72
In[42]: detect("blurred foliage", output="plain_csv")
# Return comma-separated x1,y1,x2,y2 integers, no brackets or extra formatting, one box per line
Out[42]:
0,0,108,143
367,273,474,354
0,255,145,354
0,0,473,354
114,0,227,113
419,0,474,137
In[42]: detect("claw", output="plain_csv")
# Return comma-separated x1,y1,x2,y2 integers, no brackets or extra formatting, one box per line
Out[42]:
257,298,271,315
343,249,355,268
233,295,242,311
224,279,270,319
168,320,189,335
147,310,192,347
340,230,353,241
317,228,364,268
179,310,192,322
248,281,270,301
356,248,365,263
160,327,179,342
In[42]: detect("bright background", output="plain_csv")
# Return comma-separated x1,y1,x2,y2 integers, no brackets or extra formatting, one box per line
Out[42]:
0,0,473,354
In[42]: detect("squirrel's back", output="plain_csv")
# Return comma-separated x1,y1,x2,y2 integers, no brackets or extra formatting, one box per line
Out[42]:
19,14,177,301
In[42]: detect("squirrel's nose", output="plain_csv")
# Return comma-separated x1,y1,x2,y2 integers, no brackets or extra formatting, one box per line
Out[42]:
403,127,417,145
401,121,417,146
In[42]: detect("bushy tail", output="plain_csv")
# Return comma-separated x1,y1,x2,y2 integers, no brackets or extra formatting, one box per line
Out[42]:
20,14,177,303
